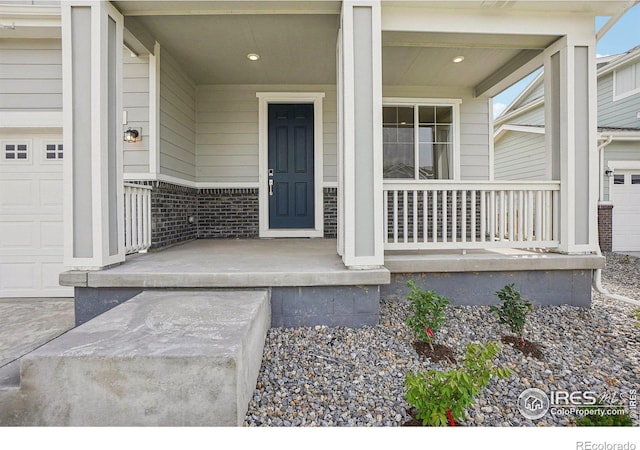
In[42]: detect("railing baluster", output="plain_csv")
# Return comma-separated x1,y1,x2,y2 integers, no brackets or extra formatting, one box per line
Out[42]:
441,190,447,243
499,190,506,241
518,191,524,242
451,190,457,243
480,190,486,242
553,190,559,242
432,190,437,243
461,190,467,243
393,190,398,244
125,188,132,251
470,190,476,242
413,190,418,243
403,190,408,244
423,191,428,244
142,190,149,251
136,189,143,251
489,191,497,241
527,191,534,241
383,191,388,245
535,190,542,242
508,190,514,242
545,190,552,241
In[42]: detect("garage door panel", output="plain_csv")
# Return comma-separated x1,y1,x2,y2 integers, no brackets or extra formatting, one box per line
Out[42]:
0,133,69,297
0,263,36,289
40,220,64,248
39,178,63,207
0,221,35,247
0,180,33,207
612,169,640,252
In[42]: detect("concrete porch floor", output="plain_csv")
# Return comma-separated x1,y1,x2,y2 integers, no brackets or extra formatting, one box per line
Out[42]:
61,239,390,289
60,239,605,289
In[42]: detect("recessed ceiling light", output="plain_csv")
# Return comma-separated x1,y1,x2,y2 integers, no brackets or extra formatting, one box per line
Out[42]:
453,56,465,63
247,53,260,61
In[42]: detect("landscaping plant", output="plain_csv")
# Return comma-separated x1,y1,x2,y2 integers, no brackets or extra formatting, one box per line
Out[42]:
490,283,532,345
405,280,450,351
405,341,512,426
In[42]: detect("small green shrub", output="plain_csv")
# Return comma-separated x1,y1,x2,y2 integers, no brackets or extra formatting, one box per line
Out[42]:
575,404,634,426
490,284,532,343
405,280,450,349
633,308,640,329
405,341,512,426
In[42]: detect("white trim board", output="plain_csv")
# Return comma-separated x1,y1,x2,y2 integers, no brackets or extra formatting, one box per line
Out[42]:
123,173,339,190
494,124,545,141
256,92,325,238
0,111,63,128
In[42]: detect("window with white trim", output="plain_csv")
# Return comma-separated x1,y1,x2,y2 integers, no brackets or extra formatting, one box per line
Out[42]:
614,61,640,99
4,143,28,161
44,143,64,160
383,103,455,180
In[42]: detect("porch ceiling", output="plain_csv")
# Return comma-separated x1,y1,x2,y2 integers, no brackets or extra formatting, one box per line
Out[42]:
382,31,558,88
134,14,340,85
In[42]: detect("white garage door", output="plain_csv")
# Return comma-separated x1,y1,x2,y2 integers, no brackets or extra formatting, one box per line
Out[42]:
0,133,72,297
612,170,640,252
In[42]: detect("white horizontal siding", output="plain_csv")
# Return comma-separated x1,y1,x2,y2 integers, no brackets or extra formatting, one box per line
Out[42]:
517,80,544,107
494,131,546,181
196,84,337,184
511,104,545,126
123,51,150,174
603,141,640,201
0,39,62,111
598,72,640,129
159,50,196,182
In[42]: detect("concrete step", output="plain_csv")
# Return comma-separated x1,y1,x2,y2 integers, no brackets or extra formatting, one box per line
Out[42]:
0,290,270,426
0,360,20,388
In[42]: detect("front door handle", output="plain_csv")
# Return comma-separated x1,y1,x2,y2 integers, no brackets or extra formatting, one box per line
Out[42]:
268,179,273,196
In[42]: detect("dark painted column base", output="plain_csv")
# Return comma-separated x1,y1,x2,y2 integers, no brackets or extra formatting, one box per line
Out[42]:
271,285,380,328
74,287,143,326
381,270,593,307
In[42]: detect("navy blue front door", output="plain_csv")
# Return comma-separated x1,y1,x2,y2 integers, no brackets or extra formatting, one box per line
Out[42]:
268,104,314,229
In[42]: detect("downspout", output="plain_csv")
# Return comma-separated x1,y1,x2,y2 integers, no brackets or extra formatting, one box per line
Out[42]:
592,135,640,306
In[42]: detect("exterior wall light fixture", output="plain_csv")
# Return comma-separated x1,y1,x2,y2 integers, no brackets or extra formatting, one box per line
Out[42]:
605,168,614,177
124,128,140,143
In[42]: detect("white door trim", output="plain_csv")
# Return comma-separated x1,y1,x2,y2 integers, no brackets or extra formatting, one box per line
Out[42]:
256,92,325,238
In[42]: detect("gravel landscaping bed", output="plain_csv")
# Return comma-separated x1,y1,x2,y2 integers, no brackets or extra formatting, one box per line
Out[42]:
245,255,640,427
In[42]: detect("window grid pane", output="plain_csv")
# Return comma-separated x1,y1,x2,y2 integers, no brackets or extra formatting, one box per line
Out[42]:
615,65,634,96
4,143,28,161
383,106,415,179
44,143,63,160
418,105,452,180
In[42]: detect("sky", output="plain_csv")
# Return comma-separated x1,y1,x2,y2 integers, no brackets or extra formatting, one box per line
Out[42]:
492,3,640,117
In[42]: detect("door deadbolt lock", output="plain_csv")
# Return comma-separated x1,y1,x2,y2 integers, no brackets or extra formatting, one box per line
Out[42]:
268,169,274,177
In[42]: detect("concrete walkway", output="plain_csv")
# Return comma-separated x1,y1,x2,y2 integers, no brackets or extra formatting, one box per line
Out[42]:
0,290,269,426
0,298,74,372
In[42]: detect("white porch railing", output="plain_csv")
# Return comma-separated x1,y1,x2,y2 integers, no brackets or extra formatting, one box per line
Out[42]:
124,182,152,255
383,181,560,250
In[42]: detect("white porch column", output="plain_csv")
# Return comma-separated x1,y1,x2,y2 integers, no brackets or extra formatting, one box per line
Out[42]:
337,1,384,268
544,36,598,253
62,1,125,269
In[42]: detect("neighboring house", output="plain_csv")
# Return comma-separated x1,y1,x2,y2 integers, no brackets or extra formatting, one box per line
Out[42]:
0,1,631,325
494,46,640,252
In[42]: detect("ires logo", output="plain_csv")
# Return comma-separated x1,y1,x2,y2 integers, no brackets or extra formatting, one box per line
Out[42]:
550,391,598,406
